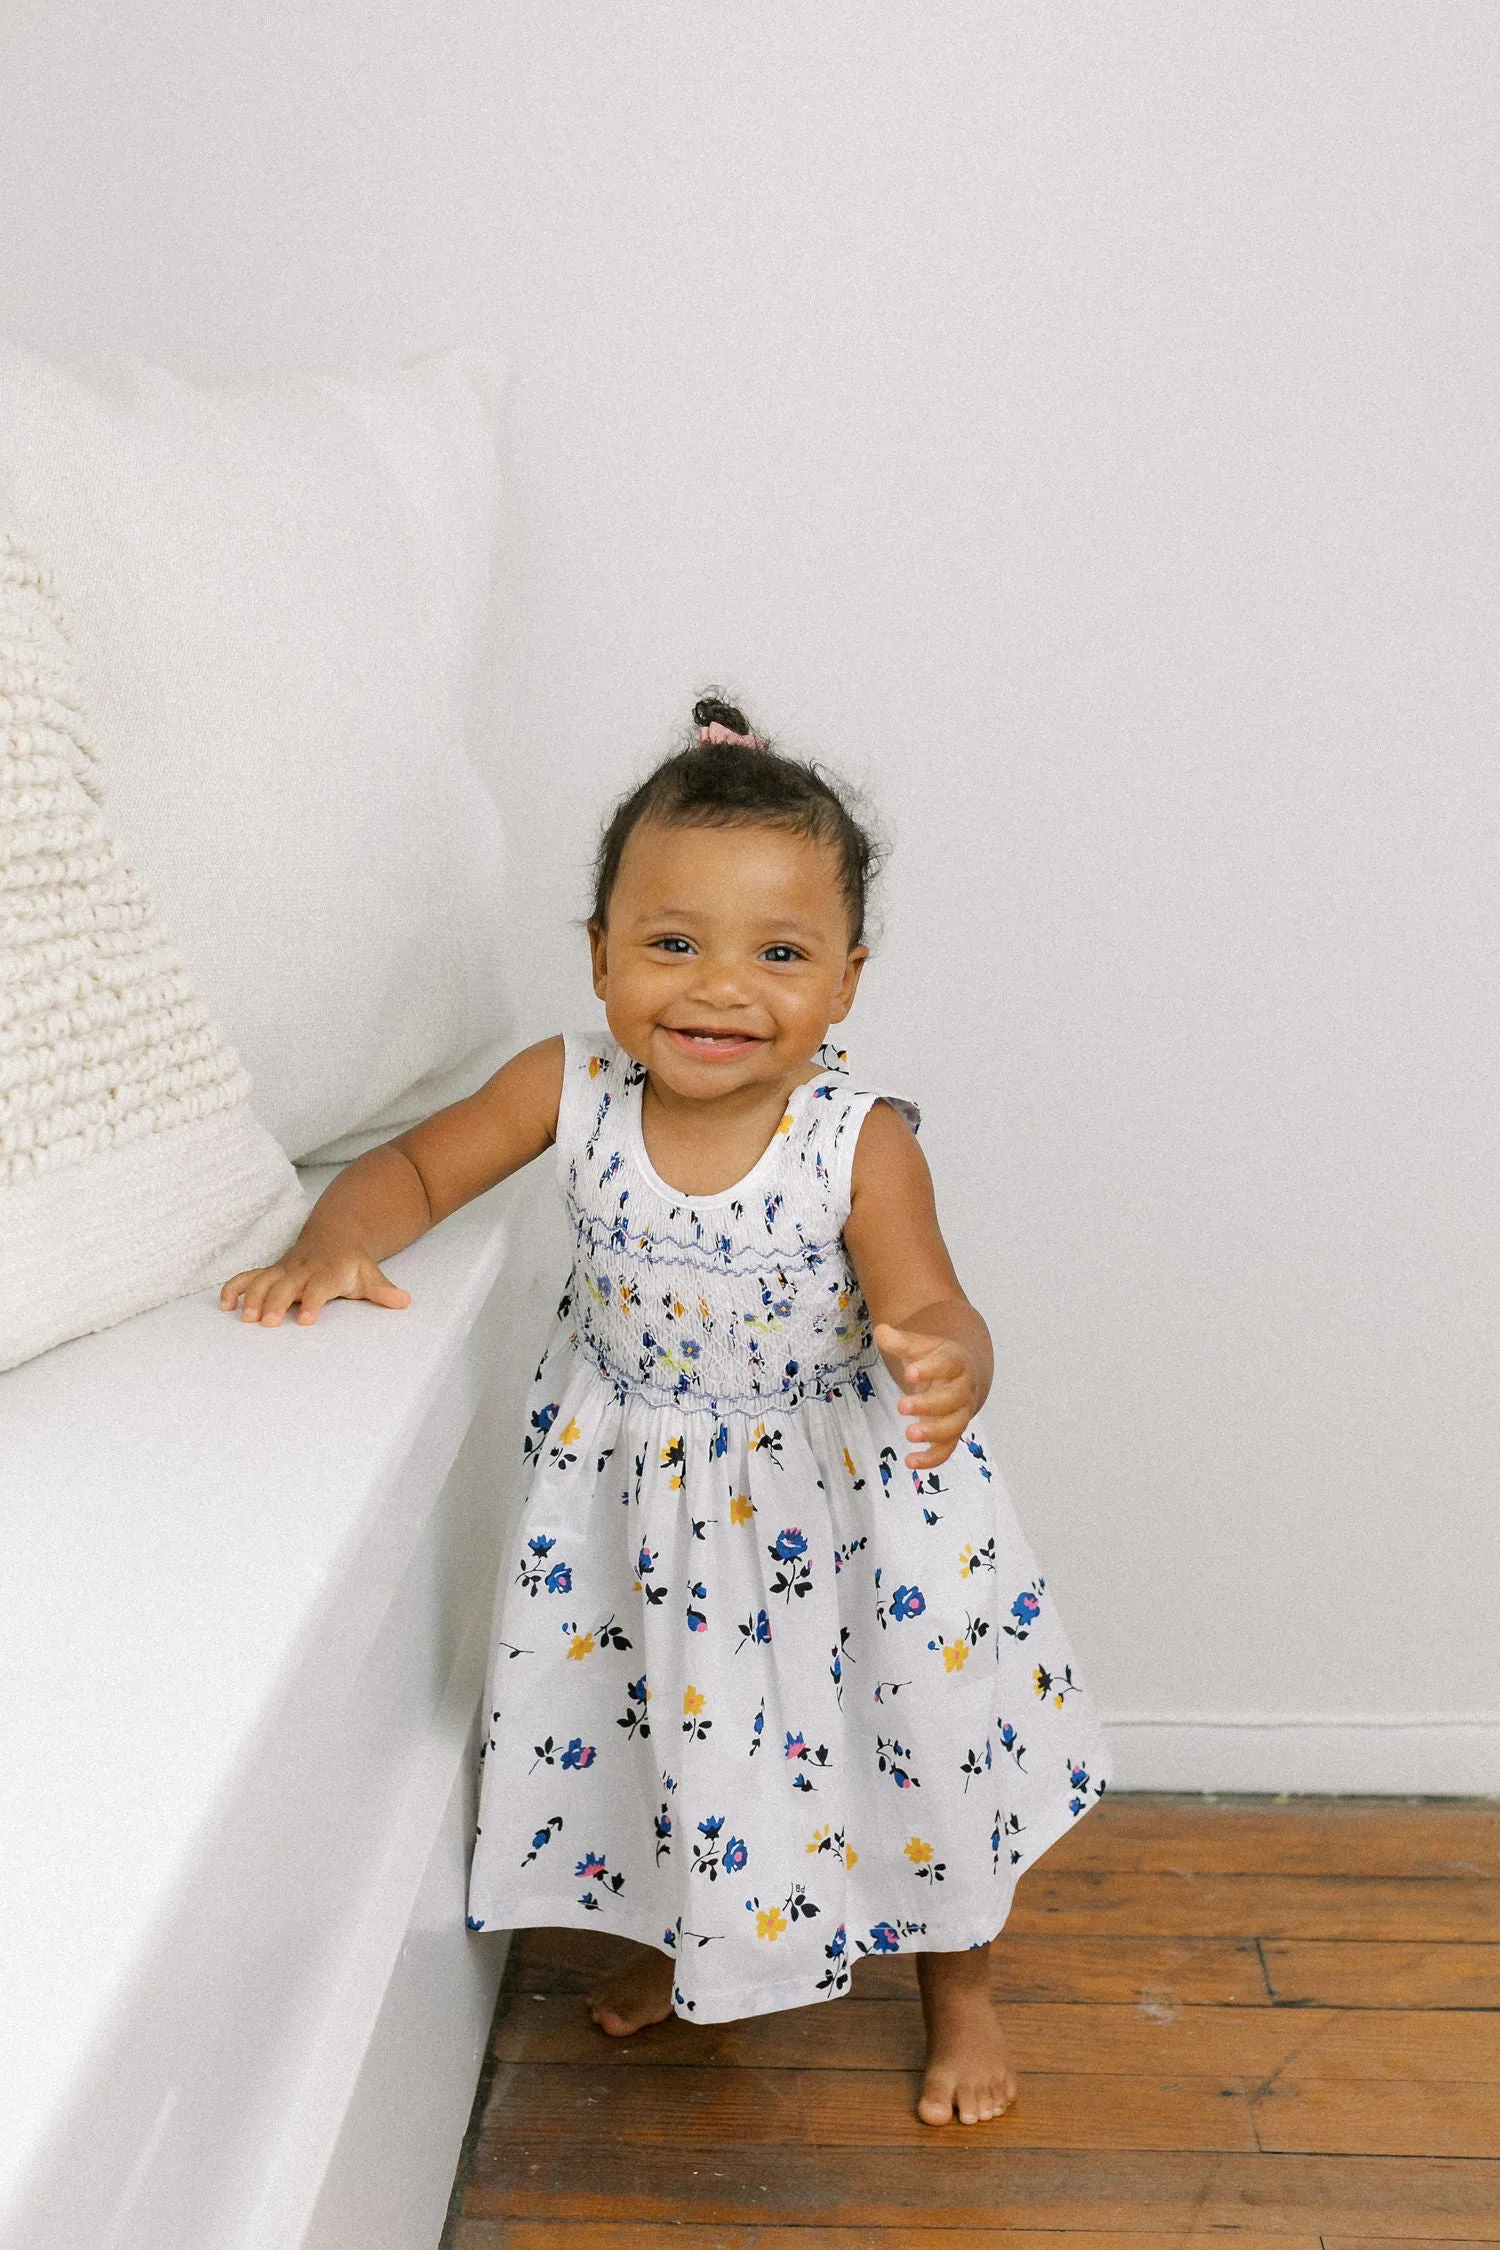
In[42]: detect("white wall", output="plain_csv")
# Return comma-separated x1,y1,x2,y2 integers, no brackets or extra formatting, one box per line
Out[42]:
2,2,1494,1788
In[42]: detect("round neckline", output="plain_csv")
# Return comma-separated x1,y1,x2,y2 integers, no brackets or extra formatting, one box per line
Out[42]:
624,1066,840,1208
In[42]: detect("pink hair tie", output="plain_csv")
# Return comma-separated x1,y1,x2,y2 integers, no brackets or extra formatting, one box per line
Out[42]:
698,721,767,749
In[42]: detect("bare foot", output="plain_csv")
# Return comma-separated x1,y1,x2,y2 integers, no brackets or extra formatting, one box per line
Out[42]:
915,1945,1018,2125
586,1941,676,2036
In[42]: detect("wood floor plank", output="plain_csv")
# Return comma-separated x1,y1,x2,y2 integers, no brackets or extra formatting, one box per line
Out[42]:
1262,1942,1500,2009
1254,2079,1500,2161
1051,1797,1500,1880
1007,1872,1500,1942
456,2227,1324,2250
502,1925,1274,2005
490,1994,1500,2083
477,2059,1261,2151
462,2141,1500,2234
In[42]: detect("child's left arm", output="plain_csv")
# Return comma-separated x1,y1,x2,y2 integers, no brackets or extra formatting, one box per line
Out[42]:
842,1101,995,1472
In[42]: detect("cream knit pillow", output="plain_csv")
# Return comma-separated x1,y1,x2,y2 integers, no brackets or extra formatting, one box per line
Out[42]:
0,532,307,1373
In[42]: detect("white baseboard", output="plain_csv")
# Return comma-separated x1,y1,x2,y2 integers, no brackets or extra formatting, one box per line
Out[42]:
1101,1713,1500,1795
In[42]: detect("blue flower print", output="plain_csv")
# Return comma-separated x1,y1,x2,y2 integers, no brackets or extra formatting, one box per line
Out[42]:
529,1534,556,1557
690,1813,741,1881
890,1583,926,1621
773,1527,808,1559
1011,1590,1041,1626
868,1921,902,1953
686,1582,708,1633
576,1851,607,1879
545,1561,572,1593
737,1607,772,1652
826,1923,847,1959
1070,1762,1091,1791
559,1737,596,1770
853,1368,874,1401
520,1814,562,1867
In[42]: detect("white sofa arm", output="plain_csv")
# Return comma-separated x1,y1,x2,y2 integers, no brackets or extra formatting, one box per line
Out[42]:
0,1167,522,2250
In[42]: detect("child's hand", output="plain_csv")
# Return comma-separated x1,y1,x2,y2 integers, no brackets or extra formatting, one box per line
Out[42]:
219,1248,411,1328
873,1322,983,1471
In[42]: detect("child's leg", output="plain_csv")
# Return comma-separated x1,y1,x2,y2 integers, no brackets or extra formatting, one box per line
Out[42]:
587,1938,676,2036
915,1943,1018,2126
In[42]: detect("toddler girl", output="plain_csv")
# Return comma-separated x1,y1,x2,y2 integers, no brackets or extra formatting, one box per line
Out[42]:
221,694,1110,2127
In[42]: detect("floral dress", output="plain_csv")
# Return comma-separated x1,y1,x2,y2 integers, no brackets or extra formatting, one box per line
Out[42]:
466,1031,1110,2022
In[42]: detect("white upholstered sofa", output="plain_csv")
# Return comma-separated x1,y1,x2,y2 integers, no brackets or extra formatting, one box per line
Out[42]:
0,339,533,2250
0,1166,528,2250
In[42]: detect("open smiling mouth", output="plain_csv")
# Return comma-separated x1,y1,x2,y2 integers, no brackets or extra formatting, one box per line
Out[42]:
663,1027,765,1053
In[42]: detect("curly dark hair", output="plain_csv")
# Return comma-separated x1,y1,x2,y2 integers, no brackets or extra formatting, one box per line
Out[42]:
590,691,881,943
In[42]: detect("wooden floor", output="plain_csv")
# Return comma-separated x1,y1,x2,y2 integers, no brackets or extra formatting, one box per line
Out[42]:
441,1793,1500,2248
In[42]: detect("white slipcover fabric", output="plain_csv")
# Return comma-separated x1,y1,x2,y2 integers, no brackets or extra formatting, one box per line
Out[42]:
0,339,513,1164
0,533,307,1372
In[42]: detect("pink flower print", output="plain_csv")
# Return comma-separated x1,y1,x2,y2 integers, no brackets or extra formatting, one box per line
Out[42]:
575,1852,607,1879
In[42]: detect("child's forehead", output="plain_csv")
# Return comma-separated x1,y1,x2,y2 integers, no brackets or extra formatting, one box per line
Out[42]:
613,817,844,918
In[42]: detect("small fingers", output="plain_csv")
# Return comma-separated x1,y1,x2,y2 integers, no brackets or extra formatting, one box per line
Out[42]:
257,1270,309,1326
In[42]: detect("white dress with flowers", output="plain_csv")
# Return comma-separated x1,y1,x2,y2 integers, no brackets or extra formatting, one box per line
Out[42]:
466,1031,1111,2022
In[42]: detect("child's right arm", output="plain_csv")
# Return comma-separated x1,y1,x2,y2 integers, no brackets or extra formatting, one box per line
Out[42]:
219,1035,565,1328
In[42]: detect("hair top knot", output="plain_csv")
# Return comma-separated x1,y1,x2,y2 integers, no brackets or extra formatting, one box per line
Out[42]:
692,692,766,750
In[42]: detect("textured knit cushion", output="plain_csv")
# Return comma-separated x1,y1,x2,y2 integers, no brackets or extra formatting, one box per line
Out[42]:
0,340,512,1164
0,533,308,1372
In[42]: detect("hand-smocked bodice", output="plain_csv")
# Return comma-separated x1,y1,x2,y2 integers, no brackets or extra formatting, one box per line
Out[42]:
553,1033,919,1417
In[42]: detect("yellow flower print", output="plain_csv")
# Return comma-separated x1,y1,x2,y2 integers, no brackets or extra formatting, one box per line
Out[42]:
558,1418,581,1448
587,1055,605,1078
843,1448,859,1483
672,1297,686,1318
730,1494,756,1525
756,1906,789,1941
567,1631,596,1661
776,1109,793,1135
904,1837,934,1865
807,1825,831,1853
960,1544,977,1577
943,1642,970,1673
698,1297,711,1322
683,1685,706,1717
846,1844,858,1867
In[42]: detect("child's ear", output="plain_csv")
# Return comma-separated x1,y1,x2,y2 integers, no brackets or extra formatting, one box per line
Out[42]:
829,945,869,1022
587,920,609,999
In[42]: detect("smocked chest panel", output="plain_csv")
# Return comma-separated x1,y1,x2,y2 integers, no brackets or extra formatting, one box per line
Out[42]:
556,1036,888,1416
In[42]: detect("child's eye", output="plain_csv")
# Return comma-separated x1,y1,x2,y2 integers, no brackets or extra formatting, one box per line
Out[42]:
651,936,694,955
761,945,804,964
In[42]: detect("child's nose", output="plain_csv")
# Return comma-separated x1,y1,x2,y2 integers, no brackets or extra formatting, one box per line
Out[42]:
689,953,752,1005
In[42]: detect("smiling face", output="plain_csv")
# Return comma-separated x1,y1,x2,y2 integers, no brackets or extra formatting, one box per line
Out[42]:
588,817,868,1105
